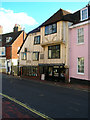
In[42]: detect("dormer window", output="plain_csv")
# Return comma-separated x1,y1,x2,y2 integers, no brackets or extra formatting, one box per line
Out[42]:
6,37,12,43
81,7,88,21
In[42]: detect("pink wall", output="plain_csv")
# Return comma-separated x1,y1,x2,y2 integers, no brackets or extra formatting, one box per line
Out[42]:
69,24,89,81
88,23,90,80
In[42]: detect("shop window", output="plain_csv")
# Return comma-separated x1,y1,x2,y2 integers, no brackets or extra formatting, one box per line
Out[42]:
48,67,53,76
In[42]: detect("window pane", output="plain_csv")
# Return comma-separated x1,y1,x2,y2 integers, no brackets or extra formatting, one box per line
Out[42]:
52,24,57,33
82,9,87,20
21,52,27,60
45,23,57,35
33,52,39,61
45,26,49,35
78,28,84,43
78,57,84,73
48,50,52,58
34,36,40,44
48,45,60,59
49,25,52,34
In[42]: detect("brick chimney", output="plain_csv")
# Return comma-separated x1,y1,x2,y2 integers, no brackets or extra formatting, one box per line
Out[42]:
13,24,21,32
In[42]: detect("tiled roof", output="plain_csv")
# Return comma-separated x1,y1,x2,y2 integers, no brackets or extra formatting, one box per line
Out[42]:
0,31,23,47
42,8,71,26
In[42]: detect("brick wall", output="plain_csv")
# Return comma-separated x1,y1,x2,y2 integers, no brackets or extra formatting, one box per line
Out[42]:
12,32,26,59
6,46,12,59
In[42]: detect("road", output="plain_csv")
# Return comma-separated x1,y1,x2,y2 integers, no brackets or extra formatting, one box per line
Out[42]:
1,74,89,119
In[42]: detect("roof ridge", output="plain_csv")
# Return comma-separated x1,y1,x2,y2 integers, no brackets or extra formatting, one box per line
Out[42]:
2,30,23,35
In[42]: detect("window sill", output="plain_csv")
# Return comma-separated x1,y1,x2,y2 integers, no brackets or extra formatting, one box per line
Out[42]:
21,59,27,61
48,58,60,59
45,32,57,36
77,72,84,75
77,43,84,45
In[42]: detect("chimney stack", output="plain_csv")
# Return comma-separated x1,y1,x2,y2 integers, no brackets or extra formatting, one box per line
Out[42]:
13,24,21,32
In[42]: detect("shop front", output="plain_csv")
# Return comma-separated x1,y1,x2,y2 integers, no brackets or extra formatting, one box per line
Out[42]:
20,66,38,77
39,64,65,82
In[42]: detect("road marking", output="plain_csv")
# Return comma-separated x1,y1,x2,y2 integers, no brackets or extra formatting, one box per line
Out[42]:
0,93,54,120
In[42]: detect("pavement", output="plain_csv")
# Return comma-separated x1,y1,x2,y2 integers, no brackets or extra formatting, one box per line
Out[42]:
19,75,90,92
1,97,45,120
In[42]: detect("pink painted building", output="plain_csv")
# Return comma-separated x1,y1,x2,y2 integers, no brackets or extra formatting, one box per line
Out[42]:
69,4,90,82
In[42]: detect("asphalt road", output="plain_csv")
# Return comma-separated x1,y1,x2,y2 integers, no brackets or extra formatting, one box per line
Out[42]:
1,74,89,119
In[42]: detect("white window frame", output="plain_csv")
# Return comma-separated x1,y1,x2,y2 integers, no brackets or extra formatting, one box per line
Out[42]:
77,57,84,75
77,28,84,44
81,7,88,21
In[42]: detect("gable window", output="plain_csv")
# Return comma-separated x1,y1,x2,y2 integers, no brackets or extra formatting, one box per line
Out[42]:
6,37,12,43
34,36,40,44
81,8,88,21
78,57,84,74
33,52,39,61
48,45,60,59
45,23,57,35
77,28,84,44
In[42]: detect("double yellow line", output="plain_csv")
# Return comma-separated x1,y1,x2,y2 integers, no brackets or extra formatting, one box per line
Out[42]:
0,93,54,120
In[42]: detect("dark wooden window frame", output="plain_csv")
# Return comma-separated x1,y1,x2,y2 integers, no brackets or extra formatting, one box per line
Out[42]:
48,44,60,59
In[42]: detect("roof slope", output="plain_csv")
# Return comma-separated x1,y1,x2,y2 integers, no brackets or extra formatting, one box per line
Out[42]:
18,9,73,54
42,8,71,26
0,31,22,47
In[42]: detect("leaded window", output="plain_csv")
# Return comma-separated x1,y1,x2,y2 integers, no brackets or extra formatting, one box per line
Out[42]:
33,52,39,61
34,36,40,44
45,23,57,35
48,45,60,59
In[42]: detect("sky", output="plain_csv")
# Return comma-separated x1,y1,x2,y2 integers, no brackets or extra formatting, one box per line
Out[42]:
0,2,88,34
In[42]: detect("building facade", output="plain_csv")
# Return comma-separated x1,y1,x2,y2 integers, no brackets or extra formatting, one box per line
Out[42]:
18,9,74,82
69,5,90,82
0,30,26,75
